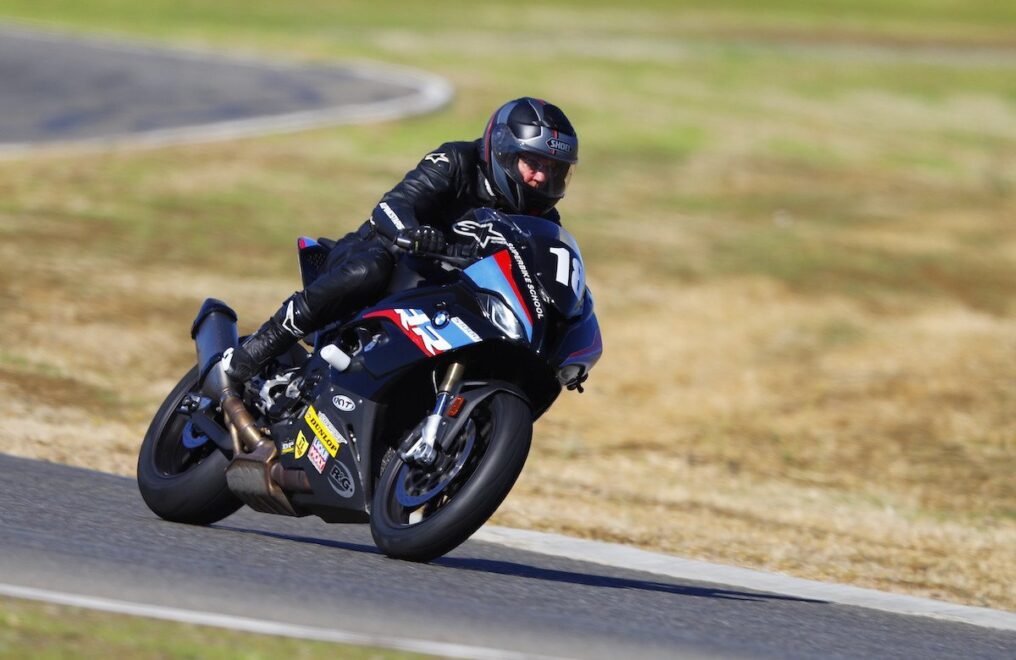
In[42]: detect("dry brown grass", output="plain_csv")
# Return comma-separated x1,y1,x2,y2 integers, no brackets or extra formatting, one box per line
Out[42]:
1,150,1012,609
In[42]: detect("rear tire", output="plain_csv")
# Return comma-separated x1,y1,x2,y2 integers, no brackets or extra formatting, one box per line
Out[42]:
370,392,531,562
137,366,242,525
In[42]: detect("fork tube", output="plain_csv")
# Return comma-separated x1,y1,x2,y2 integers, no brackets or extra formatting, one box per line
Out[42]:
416,363,466,458
438,362,466,397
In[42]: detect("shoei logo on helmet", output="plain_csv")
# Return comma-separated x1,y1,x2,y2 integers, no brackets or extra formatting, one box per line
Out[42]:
546,138,572,153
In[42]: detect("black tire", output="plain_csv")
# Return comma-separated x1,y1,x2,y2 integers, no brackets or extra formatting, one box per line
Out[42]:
370,391,532,562
137,366,242,525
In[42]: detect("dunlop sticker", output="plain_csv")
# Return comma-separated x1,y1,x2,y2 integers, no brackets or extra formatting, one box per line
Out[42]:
304,406,343,457
294,430,309,459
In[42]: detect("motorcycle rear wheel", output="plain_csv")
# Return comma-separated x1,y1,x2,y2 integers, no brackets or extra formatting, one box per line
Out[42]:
370,391,532,562
137,366,242,525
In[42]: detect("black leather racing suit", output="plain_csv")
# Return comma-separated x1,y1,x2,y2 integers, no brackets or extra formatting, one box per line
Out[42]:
301,139,561,328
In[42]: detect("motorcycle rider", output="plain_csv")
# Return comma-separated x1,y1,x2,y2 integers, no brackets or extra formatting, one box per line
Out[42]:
224,96,579,383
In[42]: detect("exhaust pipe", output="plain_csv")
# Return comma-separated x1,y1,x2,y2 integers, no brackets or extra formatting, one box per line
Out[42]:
190,298,238,385
189,298,302,516
190,298,262,452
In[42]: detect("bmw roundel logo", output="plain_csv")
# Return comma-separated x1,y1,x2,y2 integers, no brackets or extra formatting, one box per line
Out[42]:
432,311,450,328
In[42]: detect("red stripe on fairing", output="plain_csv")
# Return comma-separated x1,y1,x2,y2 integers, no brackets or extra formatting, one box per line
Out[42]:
363,309,430,355
493,250,534,325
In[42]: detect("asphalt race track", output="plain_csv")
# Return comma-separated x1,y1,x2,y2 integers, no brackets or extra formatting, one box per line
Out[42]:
0,24,449,150
0,456,1013,659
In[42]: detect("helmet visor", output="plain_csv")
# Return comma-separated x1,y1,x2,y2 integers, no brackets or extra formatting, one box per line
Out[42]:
505,151,574,199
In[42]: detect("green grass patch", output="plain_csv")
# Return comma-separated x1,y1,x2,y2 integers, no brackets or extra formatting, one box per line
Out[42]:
0,596,431,659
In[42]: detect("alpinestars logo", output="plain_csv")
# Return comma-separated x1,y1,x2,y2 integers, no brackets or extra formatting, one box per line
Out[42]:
281,300,302,337
453,220,508,249
424,152,450,165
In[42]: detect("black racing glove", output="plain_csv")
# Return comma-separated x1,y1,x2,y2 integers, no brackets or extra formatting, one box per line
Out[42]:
394,225,446,255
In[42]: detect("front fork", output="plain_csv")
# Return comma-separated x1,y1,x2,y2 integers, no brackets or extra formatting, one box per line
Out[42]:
400,362,466,466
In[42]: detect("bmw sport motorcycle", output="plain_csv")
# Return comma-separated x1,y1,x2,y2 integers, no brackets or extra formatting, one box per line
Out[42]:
137,208,602,562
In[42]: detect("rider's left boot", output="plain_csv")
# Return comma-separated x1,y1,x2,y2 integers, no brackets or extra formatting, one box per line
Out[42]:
224,291,315,383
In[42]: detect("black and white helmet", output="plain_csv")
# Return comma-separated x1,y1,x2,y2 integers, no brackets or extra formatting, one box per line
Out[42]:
482,97,578,215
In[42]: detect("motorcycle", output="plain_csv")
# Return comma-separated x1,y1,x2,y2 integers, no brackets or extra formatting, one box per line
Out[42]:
137,208,602,562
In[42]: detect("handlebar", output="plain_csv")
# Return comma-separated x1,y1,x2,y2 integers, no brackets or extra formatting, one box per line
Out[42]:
391,236,476,269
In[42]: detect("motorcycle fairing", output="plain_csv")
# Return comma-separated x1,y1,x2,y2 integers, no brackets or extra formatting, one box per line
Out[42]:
348,286,505,382
363,308,482,357
505,214,587,320
554,289,602,374
463,250,535,341
279,383,377,522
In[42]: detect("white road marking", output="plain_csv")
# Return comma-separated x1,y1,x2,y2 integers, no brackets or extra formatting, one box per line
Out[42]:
0,582,562,660
473,526,1016,632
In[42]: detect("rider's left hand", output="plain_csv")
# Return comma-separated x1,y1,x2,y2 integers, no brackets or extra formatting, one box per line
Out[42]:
396,226,446,255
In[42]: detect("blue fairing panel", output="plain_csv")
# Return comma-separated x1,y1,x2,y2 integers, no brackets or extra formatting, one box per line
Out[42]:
463,252,535,341
554,289,602,373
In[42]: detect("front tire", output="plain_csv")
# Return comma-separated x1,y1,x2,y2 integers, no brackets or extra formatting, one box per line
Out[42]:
137,366,242,525
370,391,532,562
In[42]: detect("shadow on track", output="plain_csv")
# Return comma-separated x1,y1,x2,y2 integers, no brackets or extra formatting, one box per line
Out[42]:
215,524,382,554
436,556,827,603
216,525,825,604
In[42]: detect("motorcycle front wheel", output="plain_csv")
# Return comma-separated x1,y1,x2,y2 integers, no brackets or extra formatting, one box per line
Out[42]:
137,366,242,525
370,391,532,562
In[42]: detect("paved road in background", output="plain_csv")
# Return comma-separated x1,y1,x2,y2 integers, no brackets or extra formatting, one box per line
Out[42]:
0,24,447,147
0,455,1013,659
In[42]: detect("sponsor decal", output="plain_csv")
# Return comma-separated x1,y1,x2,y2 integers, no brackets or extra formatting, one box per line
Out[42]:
453,220,508,249
377,201,404,230
327,461,356,498
451,316,481,342
366,308,450,356
280,439,295,455
424,152,450,165
508,243,544,319
304,406,343,457
364,308,481,356
546,138,573,153
332,395,356,412
294,431,309,459
308,438,328,474
496,246,544,321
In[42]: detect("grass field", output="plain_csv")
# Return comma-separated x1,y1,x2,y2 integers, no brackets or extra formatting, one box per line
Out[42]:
0,596,429,659
0,0,1013,617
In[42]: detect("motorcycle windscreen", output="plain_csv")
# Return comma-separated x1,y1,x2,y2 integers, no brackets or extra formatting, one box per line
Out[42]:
506,215,586,319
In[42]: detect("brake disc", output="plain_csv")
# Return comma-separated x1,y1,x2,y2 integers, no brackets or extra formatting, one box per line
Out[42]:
395,419,477,508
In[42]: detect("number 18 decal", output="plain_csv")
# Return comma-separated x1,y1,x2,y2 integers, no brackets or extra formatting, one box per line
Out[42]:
549,246,583,297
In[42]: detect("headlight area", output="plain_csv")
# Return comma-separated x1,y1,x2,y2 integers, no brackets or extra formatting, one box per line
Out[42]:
478,293,526,341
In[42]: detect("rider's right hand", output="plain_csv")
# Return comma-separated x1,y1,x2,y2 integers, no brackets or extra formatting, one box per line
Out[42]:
395,226,446,255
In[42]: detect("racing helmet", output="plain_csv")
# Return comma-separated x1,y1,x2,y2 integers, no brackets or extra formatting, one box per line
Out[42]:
482,97,578,215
